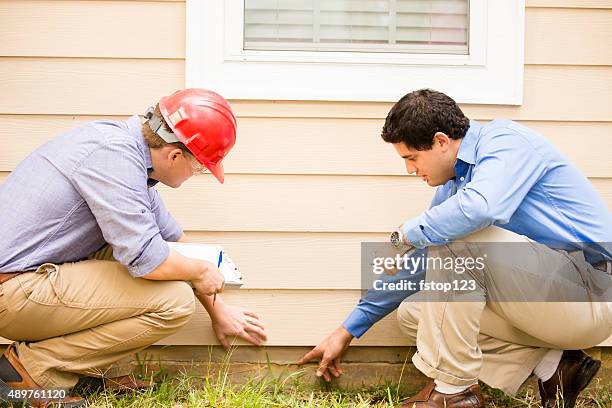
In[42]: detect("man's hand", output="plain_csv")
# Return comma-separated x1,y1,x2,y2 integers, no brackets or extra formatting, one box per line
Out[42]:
211,302,268,349
297,326,353,381
191,261,225,296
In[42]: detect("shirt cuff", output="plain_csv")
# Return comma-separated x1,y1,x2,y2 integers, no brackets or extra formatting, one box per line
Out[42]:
163,219,183,242
342,307,374,338
127,234,170,277
402,217,432,249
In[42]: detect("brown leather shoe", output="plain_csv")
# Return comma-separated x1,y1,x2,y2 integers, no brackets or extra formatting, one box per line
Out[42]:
0,343,87,407
400,381,485,407
538,350,601,408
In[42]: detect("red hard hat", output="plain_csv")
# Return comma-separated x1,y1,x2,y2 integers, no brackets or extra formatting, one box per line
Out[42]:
158,88,237,183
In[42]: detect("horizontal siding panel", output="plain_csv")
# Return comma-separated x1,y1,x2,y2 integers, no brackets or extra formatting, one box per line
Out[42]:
0,58,184,115
165,175,609,232
158,290,405,346
1,3,609,66
83,175,612,232
159,290,612,347
0,1,185,59
1,116,611,178
185,231,385,289
3,294,612,346
526,0,612,8
525,8,612,65
0,171,433,232
160,175,434,232
1,59,612,121
1,173,610,232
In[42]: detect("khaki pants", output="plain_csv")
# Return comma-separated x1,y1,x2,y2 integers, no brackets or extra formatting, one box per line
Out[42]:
396,226,612,395
0,247,196,389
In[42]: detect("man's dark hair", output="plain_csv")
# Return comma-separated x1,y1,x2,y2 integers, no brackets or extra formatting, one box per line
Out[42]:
381,89,470,150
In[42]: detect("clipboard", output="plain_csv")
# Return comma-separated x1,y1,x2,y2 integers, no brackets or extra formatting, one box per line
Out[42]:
167,242,243,287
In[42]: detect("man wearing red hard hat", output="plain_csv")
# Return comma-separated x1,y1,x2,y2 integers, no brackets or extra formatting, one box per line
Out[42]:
0,89,266,407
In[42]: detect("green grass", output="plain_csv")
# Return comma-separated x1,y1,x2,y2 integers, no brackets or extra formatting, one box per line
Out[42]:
1,349,610,407
1,373,610,407
78,373,610,408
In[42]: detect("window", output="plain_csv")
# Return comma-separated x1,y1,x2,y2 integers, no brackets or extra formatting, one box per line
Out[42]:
243,0,469,55
186,0,525,104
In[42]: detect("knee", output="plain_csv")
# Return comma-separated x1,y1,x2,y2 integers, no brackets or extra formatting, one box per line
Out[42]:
397,302,420,344
158,282,196,329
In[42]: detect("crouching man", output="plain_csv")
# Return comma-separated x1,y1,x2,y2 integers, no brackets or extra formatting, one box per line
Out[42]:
0,89,267,407
299,89,612,408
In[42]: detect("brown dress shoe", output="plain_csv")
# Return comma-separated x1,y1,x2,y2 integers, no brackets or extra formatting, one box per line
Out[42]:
538,350,601,408
0,343,87,407
400,381,485,407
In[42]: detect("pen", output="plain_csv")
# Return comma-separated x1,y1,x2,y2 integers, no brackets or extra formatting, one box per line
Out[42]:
213,250,223,306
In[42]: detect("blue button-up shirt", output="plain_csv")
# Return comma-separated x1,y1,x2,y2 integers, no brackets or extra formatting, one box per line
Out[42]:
0,116,183,277
343,119,612,337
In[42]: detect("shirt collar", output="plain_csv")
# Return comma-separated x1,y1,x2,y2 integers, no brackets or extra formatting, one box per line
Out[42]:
126,115,158,187
456,119,481,166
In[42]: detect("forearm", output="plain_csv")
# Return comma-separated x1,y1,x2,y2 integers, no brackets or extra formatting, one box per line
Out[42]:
196,290,223,316
141,248,208,281
171,232,225,315
343,248,427,337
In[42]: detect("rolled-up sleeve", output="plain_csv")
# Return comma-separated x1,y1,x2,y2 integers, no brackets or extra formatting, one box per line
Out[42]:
148,188,183,242
70,138,169,277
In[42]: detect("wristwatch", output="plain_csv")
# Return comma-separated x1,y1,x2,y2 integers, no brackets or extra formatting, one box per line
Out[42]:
390,228,413,254
390,229,404,249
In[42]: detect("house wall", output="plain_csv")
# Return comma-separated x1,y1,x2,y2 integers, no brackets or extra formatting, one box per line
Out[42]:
0,0,611,349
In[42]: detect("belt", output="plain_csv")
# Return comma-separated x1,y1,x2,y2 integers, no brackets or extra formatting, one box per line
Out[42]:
0,272,20,284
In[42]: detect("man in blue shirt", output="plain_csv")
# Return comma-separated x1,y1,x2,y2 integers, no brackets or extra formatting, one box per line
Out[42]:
299,89,612,408
0,89,267,407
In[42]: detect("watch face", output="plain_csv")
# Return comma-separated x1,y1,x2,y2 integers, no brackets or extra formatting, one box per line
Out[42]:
390,231,401,247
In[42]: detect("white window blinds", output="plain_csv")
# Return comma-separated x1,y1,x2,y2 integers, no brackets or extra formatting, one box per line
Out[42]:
244,0,469,54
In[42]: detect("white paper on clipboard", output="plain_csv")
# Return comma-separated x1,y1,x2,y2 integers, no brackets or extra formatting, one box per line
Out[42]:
167,242,243,287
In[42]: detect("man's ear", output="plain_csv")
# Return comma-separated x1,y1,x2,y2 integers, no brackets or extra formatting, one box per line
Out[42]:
433,132,451,151
168,147,184,163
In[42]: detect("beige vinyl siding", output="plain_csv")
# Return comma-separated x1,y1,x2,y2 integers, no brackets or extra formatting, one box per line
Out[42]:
0,0,611,348
2,116,612,177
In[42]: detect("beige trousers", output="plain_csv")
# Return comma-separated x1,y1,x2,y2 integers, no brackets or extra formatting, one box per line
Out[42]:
396,226,612,395
0,247,196,389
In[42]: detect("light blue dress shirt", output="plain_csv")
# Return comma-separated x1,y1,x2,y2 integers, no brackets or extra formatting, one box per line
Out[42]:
343,119,612,338
0,116,183,277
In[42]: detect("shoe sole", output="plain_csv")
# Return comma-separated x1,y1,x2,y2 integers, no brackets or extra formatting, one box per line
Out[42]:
562,357,602,408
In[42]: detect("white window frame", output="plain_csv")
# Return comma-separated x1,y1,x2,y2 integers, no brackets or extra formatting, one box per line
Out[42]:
186,0,525,104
